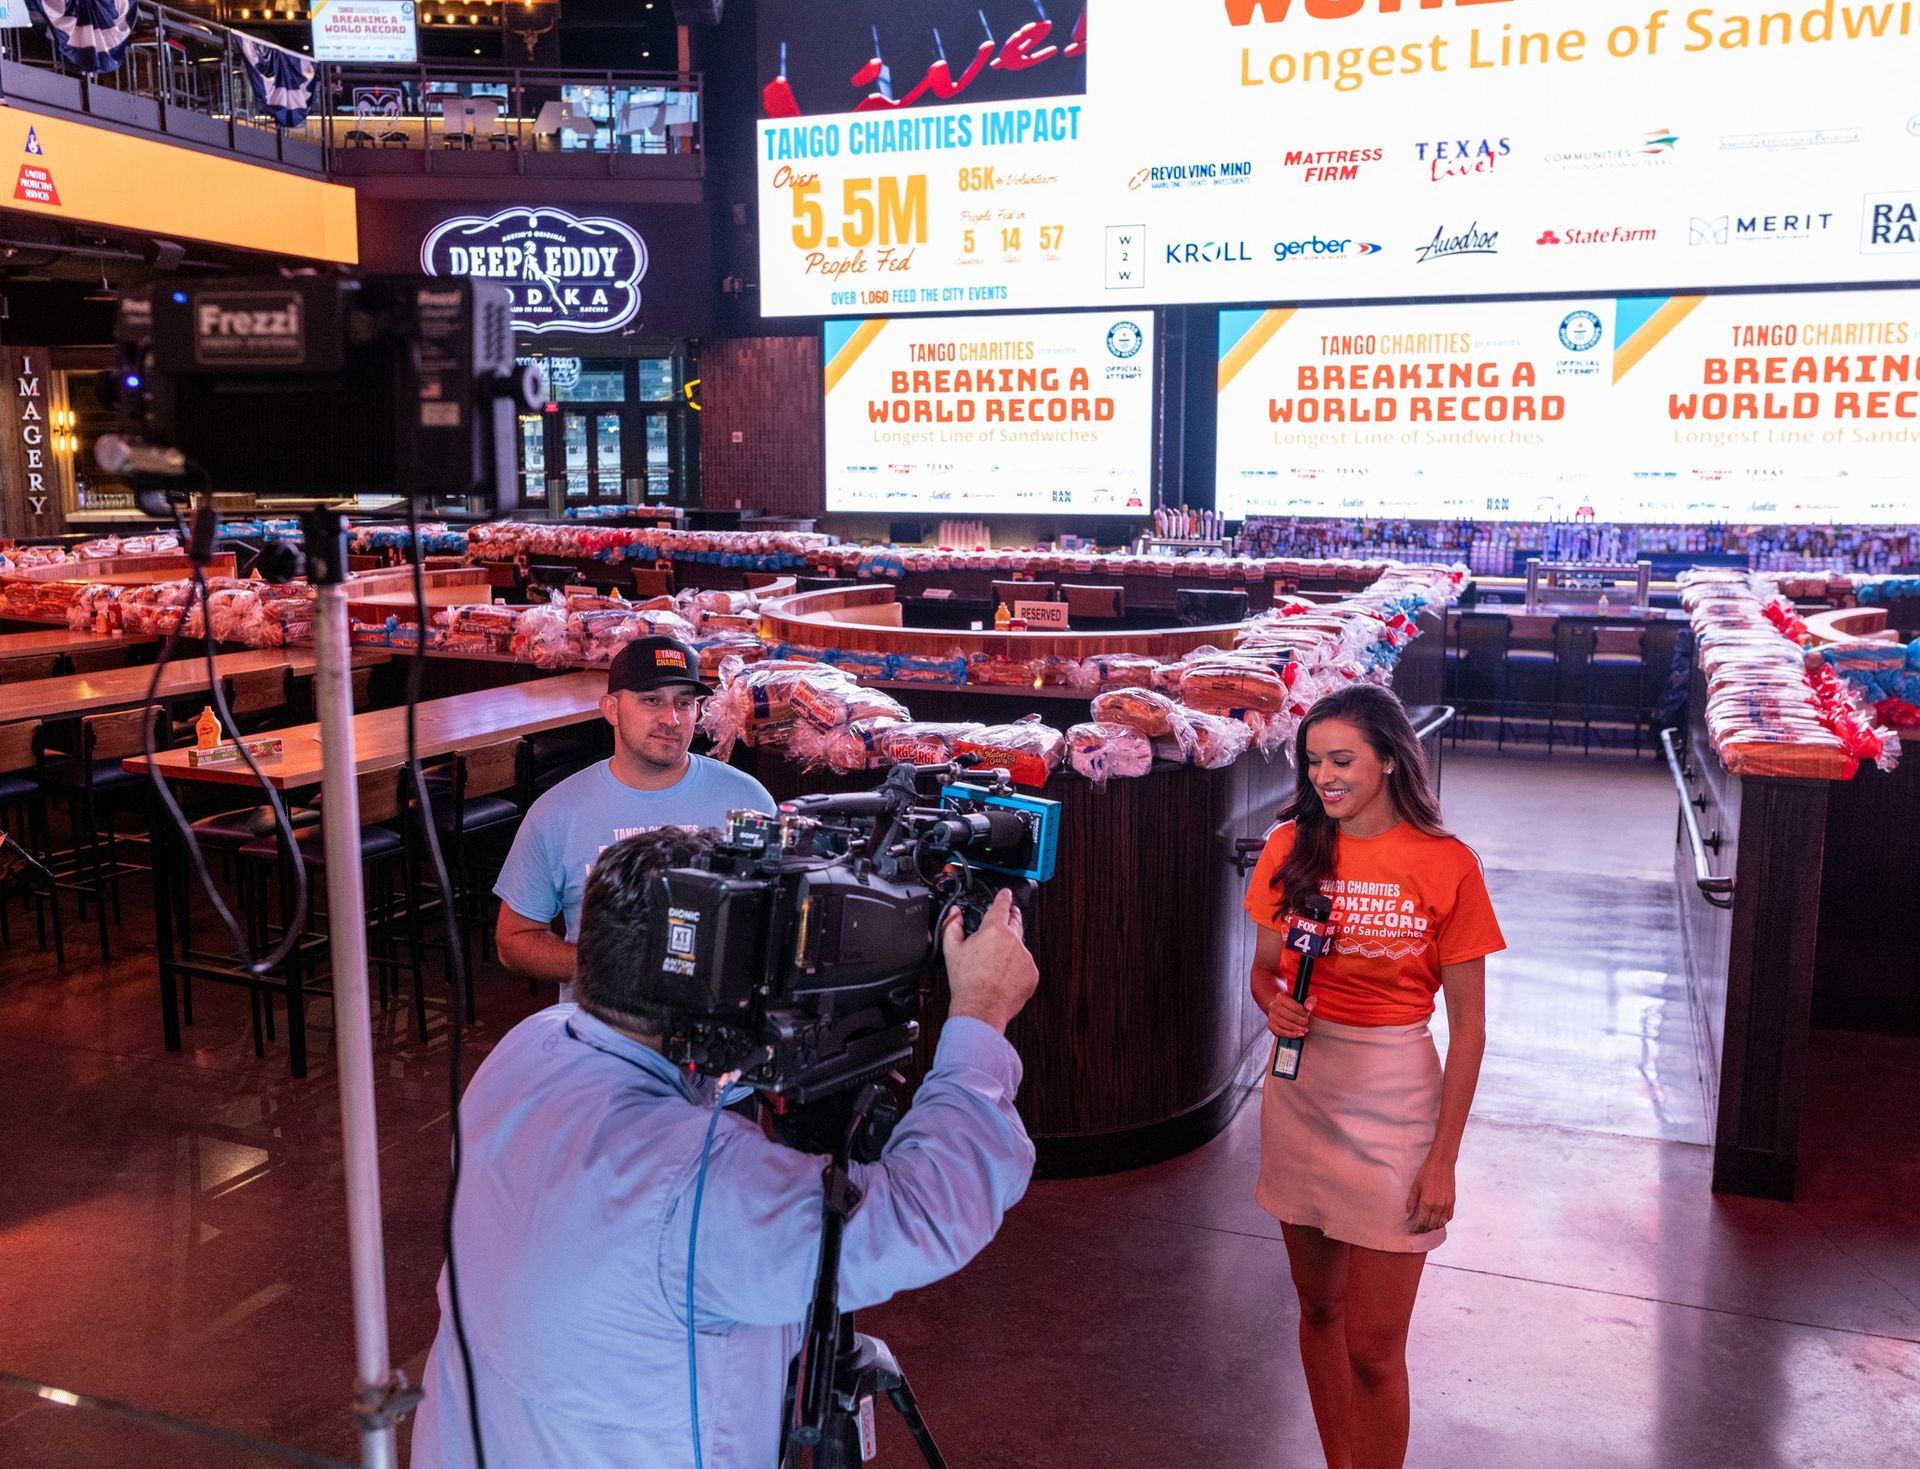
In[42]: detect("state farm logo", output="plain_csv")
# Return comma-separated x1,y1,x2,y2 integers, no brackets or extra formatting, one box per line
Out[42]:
1273,235,1382,263
1128,161,1254,191
1536,225,1658,246
1689,211,1835,246
1282,147,1383,183
1164,240,1254,265
1414,137,1511,182
1862,192,1920,253
1414,221,1498,263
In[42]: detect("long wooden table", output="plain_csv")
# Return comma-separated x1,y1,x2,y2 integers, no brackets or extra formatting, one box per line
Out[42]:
1,649,389,727
124,669,609,1075
125,670,608,790
0,628,156,662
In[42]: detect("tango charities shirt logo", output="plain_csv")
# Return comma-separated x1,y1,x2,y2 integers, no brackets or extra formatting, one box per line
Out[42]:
1536,225,1658,247
1862,192,1920,253
1281,147,1383,183
1414,137,1511,182
1127,160,1253,191
422,208,648,333
1689,211,1835,245
1414,220,1499,263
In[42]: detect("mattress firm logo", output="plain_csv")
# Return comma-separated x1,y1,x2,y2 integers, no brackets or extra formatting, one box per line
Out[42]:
191,292,307,365
421,208,648,334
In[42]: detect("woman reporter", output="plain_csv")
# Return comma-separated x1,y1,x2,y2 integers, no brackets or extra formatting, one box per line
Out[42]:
1244,685,1504,1469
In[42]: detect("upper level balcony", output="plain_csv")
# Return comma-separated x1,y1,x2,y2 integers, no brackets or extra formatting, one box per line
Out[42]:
0,3,700,185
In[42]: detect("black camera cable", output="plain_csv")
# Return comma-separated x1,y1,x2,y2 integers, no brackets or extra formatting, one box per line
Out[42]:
137,484,310,978
403,497,488,1469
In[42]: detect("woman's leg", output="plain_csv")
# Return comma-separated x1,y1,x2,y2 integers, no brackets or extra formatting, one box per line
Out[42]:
1281,1223,1353,1469
1342,1246,1429,1469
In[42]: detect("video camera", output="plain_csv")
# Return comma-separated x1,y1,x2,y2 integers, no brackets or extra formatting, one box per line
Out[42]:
99,274,544,515
635,762,1059,1103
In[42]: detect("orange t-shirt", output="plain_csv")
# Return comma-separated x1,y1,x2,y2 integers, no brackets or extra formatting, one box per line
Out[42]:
1243,820,1505,1027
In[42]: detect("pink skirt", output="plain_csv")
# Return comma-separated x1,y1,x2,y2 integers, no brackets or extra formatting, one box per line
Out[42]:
1256,1016,1446,1254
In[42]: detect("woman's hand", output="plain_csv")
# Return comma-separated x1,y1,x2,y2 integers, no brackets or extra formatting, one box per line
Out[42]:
1405,1155,1456,1234
1266,989,1316,1039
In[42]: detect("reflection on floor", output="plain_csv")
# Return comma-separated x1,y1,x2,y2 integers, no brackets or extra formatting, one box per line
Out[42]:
0,746,1914,1466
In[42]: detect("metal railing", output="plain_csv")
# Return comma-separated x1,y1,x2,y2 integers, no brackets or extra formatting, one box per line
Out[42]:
0,14,700,178
316,62,701,174
1662,727,1736,909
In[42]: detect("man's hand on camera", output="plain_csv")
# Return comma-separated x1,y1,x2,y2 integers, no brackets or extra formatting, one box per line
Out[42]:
942,889,1040,1034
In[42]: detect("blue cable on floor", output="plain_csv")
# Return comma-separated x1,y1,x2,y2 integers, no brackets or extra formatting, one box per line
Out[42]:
687,1093,727,1469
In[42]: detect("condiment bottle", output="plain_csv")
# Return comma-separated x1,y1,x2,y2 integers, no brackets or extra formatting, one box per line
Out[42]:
994,602,1011,632
195,705,221,751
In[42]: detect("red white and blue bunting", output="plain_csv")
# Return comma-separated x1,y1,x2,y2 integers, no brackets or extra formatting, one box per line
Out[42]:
25,0,134,74
234,32,317,129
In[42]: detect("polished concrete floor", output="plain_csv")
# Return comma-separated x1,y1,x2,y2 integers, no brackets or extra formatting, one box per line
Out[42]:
1,748,1916,1466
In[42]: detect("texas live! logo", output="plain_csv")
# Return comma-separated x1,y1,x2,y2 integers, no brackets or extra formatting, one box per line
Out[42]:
1862,192,1920,253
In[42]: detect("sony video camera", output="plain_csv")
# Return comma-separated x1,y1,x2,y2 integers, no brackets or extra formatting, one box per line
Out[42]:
636,763,1059,1103
100,274,545,515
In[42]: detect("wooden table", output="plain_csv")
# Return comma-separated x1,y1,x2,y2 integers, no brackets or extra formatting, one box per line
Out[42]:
125,670,607,790
1,649,388,727
0,628,155,662
126,669,609,1075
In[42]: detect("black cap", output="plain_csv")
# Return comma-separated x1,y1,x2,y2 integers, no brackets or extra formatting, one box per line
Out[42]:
607,637,712,696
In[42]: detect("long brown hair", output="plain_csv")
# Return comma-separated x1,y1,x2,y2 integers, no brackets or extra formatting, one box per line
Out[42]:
1272,684,1448,914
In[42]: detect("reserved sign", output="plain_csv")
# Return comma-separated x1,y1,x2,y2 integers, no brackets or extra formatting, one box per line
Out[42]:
1015,600,1069,630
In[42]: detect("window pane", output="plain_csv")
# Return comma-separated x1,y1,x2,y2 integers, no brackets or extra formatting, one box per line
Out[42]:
635,358,677,401
563,414,589,502
519,414,546,505
595,414,623,502
552,359,625,403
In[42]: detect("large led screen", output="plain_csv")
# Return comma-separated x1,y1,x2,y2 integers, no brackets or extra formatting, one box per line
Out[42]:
1215,289,1920,525
824,309,1154,515
758,0,1920,317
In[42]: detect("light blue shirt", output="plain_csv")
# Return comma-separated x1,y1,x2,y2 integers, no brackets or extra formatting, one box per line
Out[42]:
409,1007,1034,1469
494,756,776,941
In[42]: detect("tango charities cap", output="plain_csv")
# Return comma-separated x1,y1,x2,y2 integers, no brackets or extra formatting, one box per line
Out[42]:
607,637,712,696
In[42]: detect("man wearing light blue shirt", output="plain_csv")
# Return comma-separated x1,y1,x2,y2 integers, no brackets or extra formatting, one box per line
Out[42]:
493,636,776,996
412,827,1039,1468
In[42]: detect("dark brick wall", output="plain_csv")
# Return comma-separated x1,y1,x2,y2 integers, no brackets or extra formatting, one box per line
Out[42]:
699,336,824,516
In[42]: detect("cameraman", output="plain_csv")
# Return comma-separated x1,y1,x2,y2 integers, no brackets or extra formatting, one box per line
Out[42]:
412,827,1040,1468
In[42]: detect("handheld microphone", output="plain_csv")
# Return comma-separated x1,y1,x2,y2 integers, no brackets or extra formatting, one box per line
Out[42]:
1271,894,1336,1083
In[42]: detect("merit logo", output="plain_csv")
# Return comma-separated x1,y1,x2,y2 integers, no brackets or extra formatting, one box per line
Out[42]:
1282,147,1383,183
1414,137,1511,182
1689,211,1835,245
1862,192,1920,253
1414,221,1499,263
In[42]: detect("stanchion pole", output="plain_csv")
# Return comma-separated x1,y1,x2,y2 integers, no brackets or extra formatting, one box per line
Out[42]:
307,512,402,1469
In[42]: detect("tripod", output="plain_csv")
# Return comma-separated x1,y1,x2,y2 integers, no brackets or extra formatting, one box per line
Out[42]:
781,1082,949,1469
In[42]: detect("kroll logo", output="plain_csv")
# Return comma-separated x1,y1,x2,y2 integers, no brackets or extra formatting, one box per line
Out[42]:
1165,240,1254,265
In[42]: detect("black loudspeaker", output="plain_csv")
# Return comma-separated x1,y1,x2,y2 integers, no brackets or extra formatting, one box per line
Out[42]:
670,0,723,21
147,238,188,271
1175,588,1250,627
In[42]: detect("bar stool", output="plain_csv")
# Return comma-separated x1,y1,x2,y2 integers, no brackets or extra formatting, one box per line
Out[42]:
37,707,162,960
992,579,1056,610
0,654,59,684
1063,584,1125,621
62,645,131,676
222,665,294,735
236,766,421,1078
0,719,63,965
413,738,524,1024
1547,618,1600,754
1638,619,1687,750
1451,612,1512,745
1502,621,1559,749
1588,622,1648,754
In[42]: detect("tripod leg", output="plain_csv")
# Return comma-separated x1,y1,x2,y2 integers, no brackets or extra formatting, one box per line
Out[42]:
884,1376,949,1469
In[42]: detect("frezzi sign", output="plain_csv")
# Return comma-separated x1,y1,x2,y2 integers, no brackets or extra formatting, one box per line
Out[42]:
420,208,648,335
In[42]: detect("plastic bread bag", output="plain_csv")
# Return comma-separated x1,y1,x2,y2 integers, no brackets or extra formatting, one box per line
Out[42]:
966,652,1047,689
1068,721,1155,789
636,609,700,643
511,598,581,670
788,715,907,774
1079,653,1162,690
1157,709,1255,770
682,588,758,616
701,660,840,752
889,652,969,686
206,586,261,643
1178,659,1290,716
693,634,767,681
822,647,895,682
790,671,911,732
872,721,988,766
954,715,1066,789
570,608,643,666
1091,687,1189,740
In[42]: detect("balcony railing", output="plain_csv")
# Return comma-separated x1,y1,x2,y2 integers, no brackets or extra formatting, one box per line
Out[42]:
318,63,702,178
0,10,700,181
